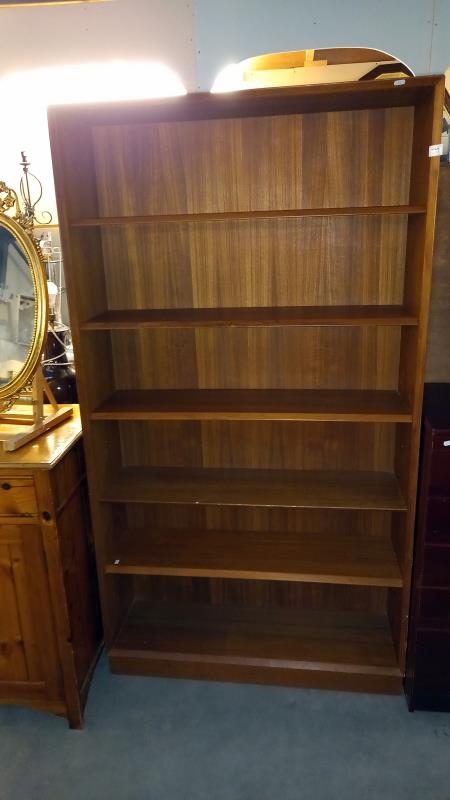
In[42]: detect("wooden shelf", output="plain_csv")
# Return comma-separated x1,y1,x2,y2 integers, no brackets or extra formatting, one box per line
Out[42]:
71,205,424,228
101,467,407,511
92,389,413,423
109,601,402,692
105,528,403,587
50,77,444,694
81,305,419,330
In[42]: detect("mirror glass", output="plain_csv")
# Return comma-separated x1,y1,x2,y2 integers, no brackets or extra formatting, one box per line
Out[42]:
0,222,36,388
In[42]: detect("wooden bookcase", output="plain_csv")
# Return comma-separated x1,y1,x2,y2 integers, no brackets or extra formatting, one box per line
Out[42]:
48,77,444,694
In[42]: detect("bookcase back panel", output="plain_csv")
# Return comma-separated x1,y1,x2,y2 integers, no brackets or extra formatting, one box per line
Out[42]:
102,224,195,311
111,327,401,390
125,503,391,537
101,215,408,310
136,575,387,613
118,420,396,471
92,106,413,215
110,329,199,389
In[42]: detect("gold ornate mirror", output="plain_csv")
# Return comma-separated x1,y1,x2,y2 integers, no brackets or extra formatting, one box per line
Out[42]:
0,172,72,450
0,209,48,403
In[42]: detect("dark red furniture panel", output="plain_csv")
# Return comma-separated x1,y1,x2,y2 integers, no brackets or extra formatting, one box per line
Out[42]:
405,383,450,711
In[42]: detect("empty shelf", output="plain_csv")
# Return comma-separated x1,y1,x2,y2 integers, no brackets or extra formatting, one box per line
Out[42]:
92,389,412,423
81,305,419,330
105,528,403,587
71,205,425,227
100,467,407,511
109,601,402,692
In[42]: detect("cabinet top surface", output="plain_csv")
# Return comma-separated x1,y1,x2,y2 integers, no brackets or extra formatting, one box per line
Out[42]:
0,405,82,470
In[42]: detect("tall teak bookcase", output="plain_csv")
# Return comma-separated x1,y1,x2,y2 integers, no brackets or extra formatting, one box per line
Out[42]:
49,77,444,694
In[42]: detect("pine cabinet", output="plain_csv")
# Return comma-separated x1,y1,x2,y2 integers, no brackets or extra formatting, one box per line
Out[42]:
0,408,102,727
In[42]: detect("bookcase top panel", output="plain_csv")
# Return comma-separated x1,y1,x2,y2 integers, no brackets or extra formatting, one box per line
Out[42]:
48,75,443,128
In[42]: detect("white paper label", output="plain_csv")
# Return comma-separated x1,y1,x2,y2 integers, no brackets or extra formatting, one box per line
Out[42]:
394,79,406,86
444,440,450,447
429,144,444,157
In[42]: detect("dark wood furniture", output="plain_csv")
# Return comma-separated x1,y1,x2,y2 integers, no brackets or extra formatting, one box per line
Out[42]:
405,384,450,710
426,162,450,382
0,406,102,728
49,77,443,695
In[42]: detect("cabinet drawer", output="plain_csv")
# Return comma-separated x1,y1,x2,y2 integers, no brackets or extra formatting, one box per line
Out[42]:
0,477,37,516
425,498,450,543
419,589,450,628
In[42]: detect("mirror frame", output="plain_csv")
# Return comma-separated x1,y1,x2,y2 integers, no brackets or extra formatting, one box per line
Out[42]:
0,212,48,404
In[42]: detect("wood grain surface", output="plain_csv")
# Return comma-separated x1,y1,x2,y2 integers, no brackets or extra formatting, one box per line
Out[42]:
47,77,444,693
106,527,402,587
101,466,406,511
92,389,412,422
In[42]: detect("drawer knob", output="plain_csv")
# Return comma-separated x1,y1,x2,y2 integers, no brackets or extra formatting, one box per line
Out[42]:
1,482,11,491
42,511,52,521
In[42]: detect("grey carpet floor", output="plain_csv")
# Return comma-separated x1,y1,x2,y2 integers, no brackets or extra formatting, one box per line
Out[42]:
0,656,449,800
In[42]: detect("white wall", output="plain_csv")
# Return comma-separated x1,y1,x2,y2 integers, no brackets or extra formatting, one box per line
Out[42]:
196,0,450,89
430,0,450,80
0,0,449,219
0,0,196,220
2,0,447,92
0,0,196,88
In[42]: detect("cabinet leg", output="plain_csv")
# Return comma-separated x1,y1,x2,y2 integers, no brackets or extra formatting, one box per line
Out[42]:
67,710,84,729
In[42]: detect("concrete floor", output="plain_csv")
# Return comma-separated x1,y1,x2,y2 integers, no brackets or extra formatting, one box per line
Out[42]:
1,657,450,800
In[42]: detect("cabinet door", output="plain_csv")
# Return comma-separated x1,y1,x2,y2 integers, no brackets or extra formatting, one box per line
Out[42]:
0,523,62,703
